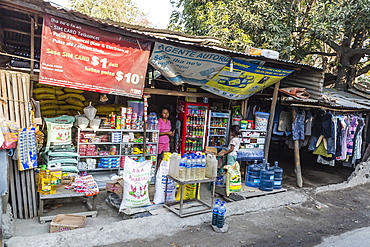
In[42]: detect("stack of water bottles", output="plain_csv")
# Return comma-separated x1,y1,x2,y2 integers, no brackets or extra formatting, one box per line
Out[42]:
169,153,208,181
147,112,158,130
211,199,228,231
245,159,283,191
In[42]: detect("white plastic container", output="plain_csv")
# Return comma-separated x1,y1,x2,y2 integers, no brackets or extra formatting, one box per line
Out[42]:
261,49,280,59
168,153,181,178
206,154,218,178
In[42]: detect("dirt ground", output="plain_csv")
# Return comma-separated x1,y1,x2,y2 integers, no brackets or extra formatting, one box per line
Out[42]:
118,182,370,247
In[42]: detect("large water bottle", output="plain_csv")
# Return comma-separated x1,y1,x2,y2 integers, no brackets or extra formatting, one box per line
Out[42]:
246,160,261,187
178,155,187,180
190,154,196,180
195,155,202,180
200,154,207,179
217,201,226,228
185,155,192,181
273,161,283,189
211,199,221,226
259,163,274,191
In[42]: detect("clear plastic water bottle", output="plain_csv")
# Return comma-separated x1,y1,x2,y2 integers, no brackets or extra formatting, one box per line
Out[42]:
195,155,202,180
190,154,196,180
201,154,207,179
185,155,192,181
178,155,187,180
154,119,158,130
273,161,283,189
217,201,226,228
212,199,221,226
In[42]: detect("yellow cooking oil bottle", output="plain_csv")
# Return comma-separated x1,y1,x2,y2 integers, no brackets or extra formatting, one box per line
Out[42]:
41,169,51,195
37,165,46,193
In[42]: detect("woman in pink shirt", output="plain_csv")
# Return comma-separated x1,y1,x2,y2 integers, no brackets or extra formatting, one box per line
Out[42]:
158,107,174,164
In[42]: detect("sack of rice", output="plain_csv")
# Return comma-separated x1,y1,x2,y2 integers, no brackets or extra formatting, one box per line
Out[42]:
34,94,56,100
40,104,59,111
64,88,84,94
39,100,58,106
33,87,55,94
60,105,83,111
96,105,116,113
58,93,86,101
66,98,85,107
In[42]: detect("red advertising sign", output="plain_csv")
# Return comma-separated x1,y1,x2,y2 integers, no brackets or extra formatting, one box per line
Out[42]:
39,14,152,98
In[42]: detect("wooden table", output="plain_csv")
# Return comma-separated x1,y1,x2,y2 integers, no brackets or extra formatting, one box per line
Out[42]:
38,187,97,223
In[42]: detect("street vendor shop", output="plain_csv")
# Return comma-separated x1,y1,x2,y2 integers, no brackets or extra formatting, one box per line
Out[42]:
1,0,369,226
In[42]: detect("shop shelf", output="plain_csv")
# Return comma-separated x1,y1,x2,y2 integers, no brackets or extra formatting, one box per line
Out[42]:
209,134,226,137
240,129,267,132
79,155,120,158
80,128,145,132
79,168,120,171
209,127,227,129
79,142,121,145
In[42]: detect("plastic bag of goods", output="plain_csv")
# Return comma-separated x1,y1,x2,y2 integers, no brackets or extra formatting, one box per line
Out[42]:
153,152,177,204
44,115,75,150
119,157,152,210
224,161,242,196
0,120,18,149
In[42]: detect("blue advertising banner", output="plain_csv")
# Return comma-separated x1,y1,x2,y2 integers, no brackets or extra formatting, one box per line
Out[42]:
201,58,294,100
149,42,230,86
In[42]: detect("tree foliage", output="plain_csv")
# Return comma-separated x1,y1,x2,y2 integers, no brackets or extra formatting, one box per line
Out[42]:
69,0,152,27
170,0,370,88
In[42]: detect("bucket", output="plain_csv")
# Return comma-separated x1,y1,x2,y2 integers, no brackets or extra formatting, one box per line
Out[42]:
240,120,248,129
127,101,144,118
255,112,270,130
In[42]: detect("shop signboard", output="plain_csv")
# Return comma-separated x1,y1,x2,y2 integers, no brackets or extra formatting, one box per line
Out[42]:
149,42,230,86
201,58,294,100
39,14,151,98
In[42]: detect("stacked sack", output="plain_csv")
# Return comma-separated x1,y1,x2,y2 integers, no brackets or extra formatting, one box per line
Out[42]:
33,83,67,118
58,88,86,116
33,83,86,117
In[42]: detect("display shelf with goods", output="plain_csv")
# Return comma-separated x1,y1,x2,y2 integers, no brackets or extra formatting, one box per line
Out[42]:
237,129,266,162
177,102,210,155
207,111,231,149
76,128,159,172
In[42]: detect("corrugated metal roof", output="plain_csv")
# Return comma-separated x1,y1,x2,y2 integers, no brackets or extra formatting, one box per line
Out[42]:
321,88,370,109
2,0,322,71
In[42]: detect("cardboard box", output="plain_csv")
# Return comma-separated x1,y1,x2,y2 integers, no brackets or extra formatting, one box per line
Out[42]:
50,214,86,233
106,178,124,198
206,146,218,155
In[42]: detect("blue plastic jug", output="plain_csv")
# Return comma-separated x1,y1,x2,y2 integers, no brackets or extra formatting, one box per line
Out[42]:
245,160,261,187
273,161,283,189
259,163,274,191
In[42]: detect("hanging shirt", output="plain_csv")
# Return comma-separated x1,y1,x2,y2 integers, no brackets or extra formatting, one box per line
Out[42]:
158,118,171,144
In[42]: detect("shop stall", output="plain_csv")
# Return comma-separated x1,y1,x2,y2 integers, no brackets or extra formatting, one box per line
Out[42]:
2,0,362,222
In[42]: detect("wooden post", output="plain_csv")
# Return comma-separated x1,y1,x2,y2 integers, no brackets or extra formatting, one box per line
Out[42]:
292,107,303,187
241,98,248,119
362,113,370,157
30,15,35,74
264,80,280,161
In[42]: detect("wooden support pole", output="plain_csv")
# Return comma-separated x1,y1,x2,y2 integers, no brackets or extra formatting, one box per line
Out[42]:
362,113,370,157
292,107,303,188
30,15,35,74
241,98,248,119
264,80,280,161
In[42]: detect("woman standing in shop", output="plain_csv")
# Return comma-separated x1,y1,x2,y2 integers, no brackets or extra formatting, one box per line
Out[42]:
157,106,174,166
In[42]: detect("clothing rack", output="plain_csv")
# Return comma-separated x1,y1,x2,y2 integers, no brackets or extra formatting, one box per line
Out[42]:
290,103,369,112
